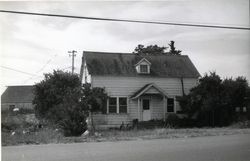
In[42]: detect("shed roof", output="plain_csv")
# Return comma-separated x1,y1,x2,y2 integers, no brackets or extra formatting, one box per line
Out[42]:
84,51,200,78
1,86,34,103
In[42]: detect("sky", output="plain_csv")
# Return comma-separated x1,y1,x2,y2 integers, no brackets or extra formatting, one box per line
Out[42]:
0,0,249,94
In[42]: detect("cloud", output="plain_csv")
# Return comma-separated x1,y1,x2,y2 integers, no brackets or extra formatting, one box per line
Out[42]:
0,0,249,94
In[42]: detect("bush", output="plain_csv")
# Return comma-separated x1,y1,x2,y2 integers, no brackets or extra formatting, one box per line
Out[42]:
165,114,180,127
178,72,250,127
57,104,87,137
33,70,87,136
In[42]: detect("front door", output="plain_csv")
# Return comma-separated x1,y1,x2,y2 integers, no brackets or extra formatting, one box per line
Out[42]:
142,99,151,121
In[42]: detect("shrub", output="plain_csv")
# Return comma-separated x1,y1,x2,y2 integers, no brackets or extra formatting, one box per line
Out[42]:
165,114,180,127
33,70,87,136
57,104,87,137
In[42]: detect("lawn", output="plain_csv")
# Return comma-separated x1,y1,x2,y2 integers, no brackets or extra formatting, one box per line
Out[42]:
2,110,250,146
2,126,250,146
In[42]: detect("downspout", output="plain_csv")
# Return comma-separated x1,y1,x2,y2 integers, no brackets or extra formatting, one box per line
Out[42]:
180,77,185,96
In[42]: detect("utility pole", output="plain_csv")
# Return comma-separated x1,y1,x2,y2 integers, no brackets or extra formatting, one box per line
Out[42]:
68,50,77,74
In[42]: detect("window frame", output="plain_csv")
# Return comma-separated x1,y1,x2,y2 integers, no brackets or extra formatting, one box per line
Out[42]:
119,97,128,113
107,97,128,114
140,64,149,74
108,97,117,113
167,98,175,113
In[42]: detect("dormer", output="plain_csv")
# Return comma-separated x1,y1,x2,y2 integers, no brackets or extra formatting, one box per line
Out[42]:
135,58,151,74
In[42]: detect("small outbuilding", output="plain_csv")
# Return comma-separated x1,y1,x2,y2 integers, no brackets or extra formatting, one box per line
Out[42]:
1,86,34,111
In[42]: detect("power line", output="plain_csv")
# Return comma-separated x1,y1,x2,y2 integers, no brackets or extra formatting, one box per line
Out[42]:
0,9,249,30
0,65,39,76
22,66,73,84
35,54,57,73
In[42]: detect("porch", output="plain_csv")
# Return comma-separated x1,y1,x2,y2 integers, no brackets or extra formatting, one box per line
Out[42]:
130,83,175,122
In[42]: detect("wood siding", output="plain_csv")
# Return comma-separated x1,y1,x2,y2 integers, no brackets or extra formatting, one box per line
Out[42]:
1,103,34,110
91,113,131,130
92,76,198,120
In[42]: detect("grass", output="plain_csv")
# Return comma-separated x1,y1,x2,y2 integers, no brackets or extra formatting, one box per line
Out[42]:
2,110,250,146
2,126,250,146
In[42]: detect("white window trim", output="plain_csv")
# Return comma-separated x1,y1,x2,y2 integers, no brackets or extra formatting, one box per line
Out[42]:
107,96,129,114
167,97,175,113
139,64,150,74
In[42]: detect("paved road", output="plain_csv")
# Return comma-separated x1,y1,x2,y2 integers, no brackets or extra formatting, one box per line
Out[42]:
2,134,250,161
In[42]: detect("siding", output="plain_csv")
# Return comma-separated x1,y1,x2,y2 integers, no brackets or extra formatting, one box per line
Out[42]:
91,113,132,130
92,76,197,121
92,76,197,96
150,95,164,120
1,103,34,110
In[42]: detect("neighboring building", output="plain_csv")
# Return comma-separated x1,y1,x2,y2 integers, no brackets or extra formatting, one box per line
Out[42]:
1,86,34,111
83,51,200,129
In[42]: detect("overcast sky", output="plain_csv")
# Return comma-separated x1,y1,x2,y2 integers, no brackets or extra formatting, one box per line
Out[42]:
0,0,249,94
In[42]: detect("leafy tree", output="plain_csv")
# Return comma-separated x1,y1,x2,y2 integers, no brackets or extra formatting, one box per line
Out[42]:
133,44,167,55
33,70,82,120
82,83,108,113
178,72,249,127
33,70,87,136
81,83,108,131
133,41,182,55
168,41,182,55
33,70,108,136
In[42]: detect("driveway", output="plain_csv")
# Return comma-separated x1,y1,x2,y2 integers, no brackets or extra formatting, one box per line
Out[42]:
2,134,250,161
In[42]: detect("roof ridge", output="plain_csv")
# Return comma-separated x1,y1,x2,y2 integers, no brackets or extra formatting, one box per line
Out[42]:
6,85,34,87
84,51,188,57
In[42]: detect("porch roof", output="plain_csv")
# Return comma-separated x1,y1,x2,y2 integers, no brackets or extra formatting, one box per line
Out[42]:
130,83,168,99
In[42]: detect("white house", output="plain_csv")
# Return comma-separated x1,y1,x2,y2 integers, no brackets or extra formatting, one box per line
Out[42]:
82,51,200,129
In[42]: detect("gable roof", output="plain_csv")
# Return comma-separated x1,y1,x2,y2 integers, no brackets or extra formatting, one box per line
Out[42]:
130,83,169,99
135,58,151,66
1,86,34,103
84,51,200,78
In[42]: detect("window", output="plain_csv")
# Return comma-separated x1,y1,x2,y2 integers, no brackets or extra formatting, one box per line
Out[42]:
142,99,150,110
167,98,174,112
109,97,117,113
140,65,148,73
108,97,128,114
119,97,127,113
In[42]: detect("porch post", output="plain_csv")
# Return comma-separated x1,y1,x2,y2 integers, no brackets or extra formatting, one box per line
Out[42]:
163,96,166,121
137,98,140,121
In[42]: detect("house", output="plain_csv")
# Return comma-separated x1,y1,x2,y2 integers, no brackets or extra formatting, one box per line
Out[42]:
1,86,34,111
83,51,200,129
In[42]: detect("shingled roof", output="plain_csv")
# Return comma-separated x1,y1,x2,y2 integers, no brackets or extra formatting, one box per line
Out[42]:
1,86,34,103
85,51,200,78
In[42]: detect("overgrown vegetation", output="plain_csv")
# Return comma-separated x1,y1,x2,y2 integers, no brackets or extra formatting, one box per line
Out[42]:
178,72,250,127
33,70,107,136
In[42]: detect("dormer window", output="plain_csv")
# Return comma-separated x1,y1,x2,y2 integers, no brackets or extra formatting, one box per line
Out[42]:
140,64,149,73
135,58,151,74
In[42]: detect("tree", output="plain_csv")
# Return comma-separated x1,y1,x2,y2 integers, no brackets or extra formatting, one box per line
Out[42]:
168,41,182,55
133,44,167,55
82,83,108,113
133,41,182,55
81,83,108,132
33,70,86,136
33,70,108,136
178,72,249,127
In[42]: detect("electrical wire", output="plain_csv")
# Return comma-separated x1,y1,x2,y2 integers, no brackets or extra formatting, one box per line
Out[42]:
0,10,249,30
0,65,39,76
